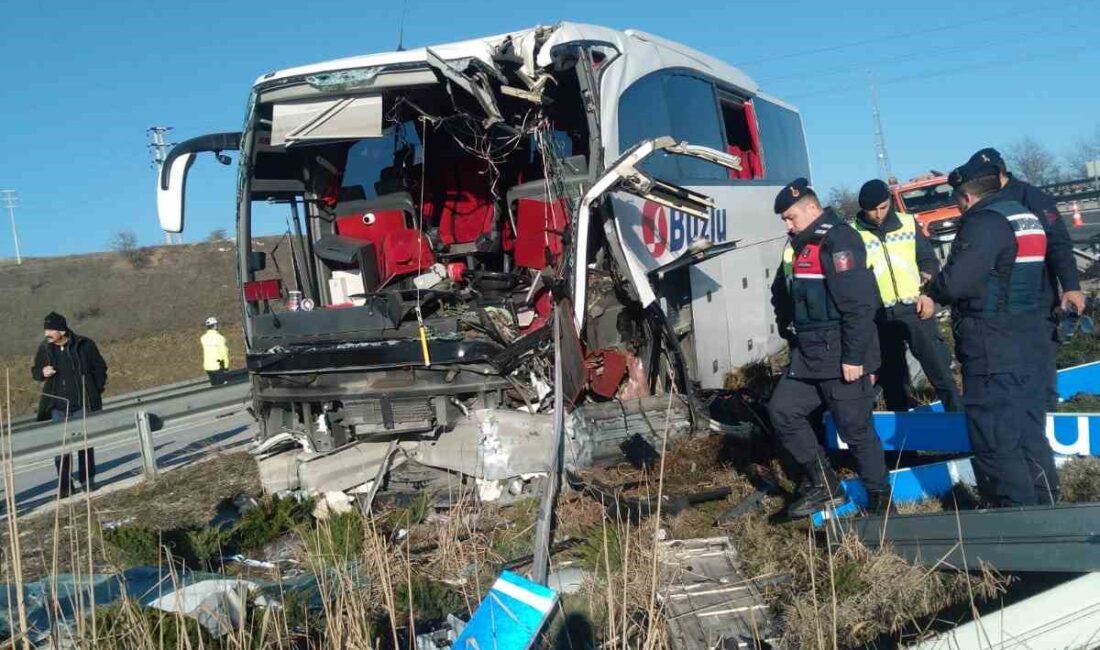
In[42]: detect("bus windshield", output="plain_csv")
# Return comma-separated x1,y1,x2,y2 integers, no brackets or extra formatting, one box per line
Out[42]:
899,182,955,213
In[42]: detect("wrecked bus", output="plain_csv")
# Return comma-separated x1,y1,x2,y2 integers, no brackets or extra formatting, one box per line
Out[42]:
156,23,812,492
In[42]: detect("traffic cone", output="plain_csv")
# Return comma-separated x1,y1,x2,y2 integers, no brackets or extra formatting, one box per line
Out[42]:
1072,201,1084,228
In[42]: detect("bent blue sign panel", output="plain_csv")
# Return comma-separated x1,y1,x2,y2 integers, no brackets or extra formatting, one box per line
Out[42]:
454,570,558,650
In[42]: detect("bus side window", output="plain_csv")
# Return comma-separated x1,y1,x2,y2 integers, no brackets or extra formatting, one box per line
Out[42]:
663,74,726,181
719,96,763,180
618,73,679,181
618,71,726,182
753,98,812,183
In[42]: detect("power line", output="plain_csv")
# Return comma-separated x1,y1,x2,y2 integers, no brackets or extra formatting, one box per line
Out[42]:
741,0,1093,67
756,19,1089,86
784,40,1095,101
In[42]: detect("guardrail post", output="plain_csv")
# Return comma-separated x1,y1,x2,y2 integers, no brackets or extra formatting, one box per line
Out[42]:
135,410,158,479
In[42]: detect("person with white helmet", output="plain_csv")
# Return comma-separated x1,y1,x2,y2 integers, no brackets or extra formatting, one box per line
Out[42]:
201,317,230,385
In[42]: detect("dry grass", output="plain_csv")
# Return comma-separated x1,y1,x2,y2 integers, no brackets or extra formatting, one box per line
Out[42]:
5,452,260,580
1059,456,1100,503
776,532,1008,649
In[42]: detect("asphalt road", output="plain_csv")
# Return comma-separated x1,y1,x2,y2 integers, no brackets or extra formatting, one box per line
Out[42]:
5,403,256,515
1067,207,1100,245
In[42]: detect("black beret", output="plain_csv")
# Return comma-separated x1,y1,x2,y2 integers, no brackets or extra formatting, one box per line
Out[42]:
968,147,1007,174
948,158,1000,188
774,178,816,214
858,179,891,211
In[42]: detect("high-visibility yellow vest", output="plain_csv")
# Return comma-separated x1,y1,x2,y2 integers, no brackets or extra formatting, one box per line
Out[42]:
853,212,922,306
201,329,230,372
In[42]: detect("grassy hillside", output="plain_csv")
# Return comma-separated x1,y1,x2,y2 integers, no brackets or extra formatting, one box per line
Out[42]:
0,242,248,415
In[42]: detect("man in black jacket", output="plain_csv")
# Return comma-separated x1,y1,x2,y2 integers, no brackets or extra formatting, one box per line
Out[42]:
768,179,889,517
31,312,107,496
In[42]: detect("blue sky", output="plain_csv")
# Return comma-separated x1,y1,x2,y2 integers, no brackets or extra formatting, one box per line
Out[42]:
1,0,1098,257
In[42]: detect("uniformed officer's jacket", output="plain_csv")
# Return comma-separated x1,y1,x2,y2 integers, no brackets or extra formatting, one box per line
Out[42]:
772,208,881,379
201,329,230,372
926,196,1048,375
1000,175,1081,312
853,208,939,308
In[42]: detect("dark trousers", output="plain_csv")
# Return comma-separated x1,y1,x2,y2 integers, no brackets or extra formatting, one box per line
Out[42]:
51,408,97,495
963,372,1058,507
768,374,888,493
877,306,961,411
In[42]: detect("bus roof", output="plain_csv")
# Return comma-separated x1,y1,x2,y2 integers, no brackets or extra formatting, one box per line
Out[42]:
254,22,760,96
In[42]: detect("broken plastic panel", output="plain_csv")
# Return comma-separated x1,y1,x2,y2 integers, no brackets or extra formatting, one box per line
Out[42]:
270,96,384,147
826,361,1100,455
810,457,977,528
825,411,1100,456
454,570,557,650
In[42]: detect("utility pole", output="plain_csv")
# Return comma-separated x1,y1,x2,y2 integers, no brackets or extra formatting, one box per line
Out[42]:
870,73,894,183
0,190,21,265
147,126,181,245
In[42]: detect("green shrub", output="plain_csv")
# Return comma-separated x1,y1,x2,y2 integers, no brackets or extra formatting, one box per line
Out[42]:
102,525,161,567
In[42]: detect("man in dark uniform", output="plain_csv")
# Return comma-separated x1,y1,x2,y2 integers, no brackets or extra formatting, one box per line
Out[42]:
853,179,960,411
968,148,1085,413
919,160,1058,506
768,179,889,517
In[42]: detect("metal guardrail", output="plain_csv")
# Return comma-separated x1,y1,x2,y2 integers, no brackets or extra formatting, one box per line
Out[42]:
10,373,252,460
1041,177,1100,203
1075,247,1099,273
11,370,248,433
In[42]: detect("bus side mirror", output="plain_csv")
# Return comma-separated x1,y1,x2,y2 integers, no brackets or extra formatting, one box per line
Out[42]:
156,152,195,233
249,251,267,273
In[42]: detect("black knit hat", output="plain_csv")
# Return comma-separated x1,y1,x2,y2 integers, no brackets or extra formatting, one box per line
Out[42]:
44,312,68,332
858,179,892,211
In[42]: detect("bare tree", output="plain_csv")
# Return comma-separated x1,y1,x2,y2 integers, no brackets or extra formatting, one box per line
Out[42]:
109,230,151,268
827,186,861,221
207,228,230,242
1065,126,1100,179
1005,137,1062,185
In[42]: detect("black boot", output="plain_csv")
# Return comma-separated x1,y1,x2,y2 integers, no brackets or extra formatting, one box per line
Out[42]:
866,490,897,516
788,462,846,518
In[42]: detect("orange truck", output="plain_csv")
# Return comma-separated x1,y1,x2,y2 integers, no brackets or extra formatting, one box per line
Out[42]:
890,172,960,245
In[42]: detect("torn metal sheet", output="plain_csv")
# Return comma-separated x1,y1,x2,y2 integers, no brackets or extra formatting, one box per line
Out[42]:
258,440,410,494
424,47,505,126
907,572,1100,650
573,136,732,329
410,409,555,481
847,503,1100,573
658,537,777,650
566,395,695,468
148,579,264,637
453,570,558,650
825,411,1100,456
810,457,977,528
